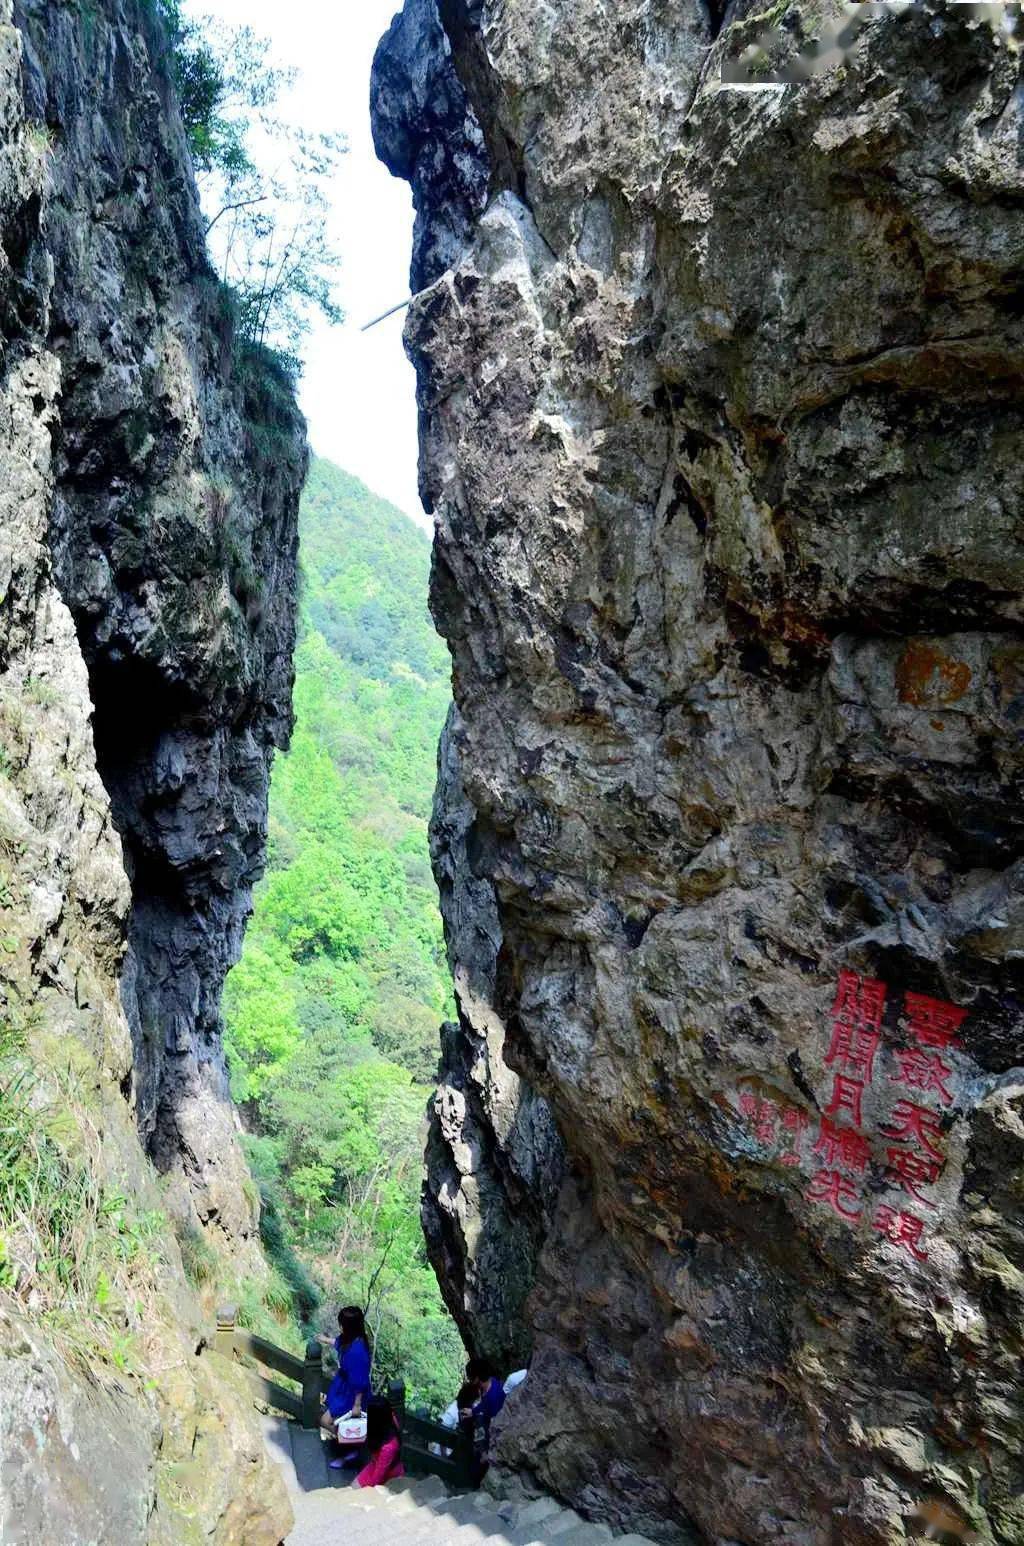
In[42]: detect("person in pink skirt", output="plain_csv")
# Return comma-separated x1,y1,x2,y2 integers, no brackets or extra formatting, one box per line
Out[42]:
354,1396,405,1488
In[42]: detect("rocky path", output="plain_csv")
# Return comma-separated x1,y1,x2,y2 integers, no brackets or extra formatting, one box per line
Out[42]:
262,1418,657,1546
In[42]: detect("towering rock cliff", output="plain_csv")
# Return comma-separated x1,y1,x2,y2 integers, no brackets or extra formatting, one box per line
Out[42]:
374,3,1024,1542
374,0,567,1372
0,1,304,1539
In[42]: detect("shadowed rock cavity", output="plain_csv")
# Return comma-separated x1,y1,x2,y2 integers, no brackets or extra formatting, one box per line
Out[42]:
374,2,1024,1542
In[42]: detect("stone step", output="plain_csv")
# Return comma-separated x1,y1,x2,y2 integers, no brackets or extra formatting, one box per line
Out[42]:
505,1509,585,1544
538,1510,591,1538
261,1415,298,1497
387,1474,453,1509
288,1425,337,1494
431,1493,513,1529
283,1489,492,1545
335,1498,512,1545
271,1419,659,1546
545,1525,615,1546
445,1522,514,1545
510,1497,566,1530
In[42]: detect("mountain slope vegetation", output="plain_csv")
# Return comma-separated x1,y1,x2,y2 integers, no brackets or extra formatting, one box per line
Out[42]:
224,457,461,1407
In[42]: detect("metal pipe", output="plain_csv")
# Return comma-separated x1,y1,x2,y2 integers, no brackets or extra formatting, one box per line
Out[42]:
360,297,413,332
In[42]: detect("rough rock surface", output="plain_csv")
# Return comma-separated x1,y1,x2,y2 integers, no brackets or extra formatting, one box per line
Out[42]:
425,708,565,1368
374,3,1024,1543
374,2,565,1371
18,0,306,1246
0,0,302,1539
372,0,489,291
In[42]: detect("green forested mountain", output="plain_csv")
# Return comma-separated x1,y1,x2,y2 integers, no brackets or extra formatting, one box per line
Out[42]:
223,458,461,1407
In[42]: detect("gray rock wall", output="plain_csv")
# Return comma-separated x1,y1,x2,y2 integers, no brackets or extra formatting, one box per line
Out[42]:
374,3,1024,1543
16,0,306,1249
0,0,303,1538
373,0,565,1374
425,708,565,1369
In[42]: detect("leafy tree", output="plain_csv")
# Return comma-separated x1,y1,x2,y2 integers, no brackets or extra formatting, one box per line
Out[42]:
163,7,344,361
221,938,299,1100
289,1164,335,1228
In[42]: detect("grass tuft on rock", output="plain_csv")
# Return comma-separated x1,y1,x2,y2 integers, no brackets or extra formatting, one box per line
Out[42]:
0,1022,168,1376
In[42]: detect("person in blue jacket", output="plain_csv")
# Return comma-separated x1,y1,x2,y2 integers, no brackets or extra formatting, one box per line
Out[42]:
458,1357,506,1486
464,1358,505,1443
318,1305,372,1456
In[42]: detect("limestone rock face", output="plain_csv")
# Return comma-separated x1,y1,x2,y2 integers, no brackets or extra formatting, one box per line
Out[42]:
374,0,565,1372
425,708,565,1369
0,0,302,1539
374,4,1024,1543
372,0,488,291
17,0,306,1247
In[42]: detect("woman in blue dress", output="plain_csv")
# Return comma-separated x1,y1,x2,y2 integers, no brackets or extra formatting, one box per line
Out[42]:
318,1306,372,1454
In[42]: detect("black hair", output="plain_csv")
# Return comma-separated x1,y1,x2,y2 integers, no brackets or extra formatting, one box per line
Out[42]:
466,1357,497,1381
365,1395,398,1455
337,1305,370,1350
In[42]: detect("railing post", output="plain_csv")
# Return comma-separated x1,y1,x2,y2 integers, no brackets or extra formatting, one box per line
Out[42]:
301,1339,323,1430
455,1412,476,1489
215,1304,237,1359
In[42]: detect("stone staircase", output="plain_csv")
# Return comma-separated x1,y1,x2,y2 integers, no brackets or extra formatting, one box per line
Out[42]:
262,1417,658,1546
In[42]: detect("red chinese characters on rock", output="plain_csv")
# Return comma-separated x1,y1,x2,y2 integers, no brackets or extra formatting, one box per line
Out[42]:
904,992,966,1051
892,1048,954,1106
737,1093,808,1166
881,1098,946,1215
819,971,886,1154
779,1105,809,1166
806,972,885,1222
832,969,888,1034
882,1099,945,1161
873,1205,928,1261
823,1072,866,1129
802,972,967,1261
813,1117,871,1175
826,969,885,1080
883,1147,941,1207
806,1168,862,1222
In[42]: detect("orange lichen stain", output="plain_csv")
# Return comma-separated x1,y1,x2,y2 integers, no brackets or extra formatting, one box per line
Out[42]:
704,1144,759,1203
930,718,945,731
896,641,972,706
664,1317,716,1365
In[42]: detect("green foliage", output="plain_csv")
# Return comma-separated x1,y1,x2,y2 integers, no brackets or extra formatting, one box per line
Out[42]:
162,11,344,359
176,1221,218,1289
225,460,461,1409
254,1174,320,1327
136,5,344,364
0,1022,169,1375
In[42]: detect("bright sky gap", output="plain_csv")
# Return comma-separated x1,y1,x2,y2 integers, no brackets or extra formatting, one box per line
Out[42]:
183,0,425,528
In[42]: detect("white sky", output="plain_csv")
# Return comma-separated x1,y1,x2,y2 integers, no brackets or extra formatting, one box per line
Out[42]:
183,0,425,526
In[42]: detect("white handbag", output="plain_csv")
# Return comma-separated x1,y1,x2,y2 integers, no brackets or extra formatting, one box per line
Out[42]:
335,1413,368,1445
